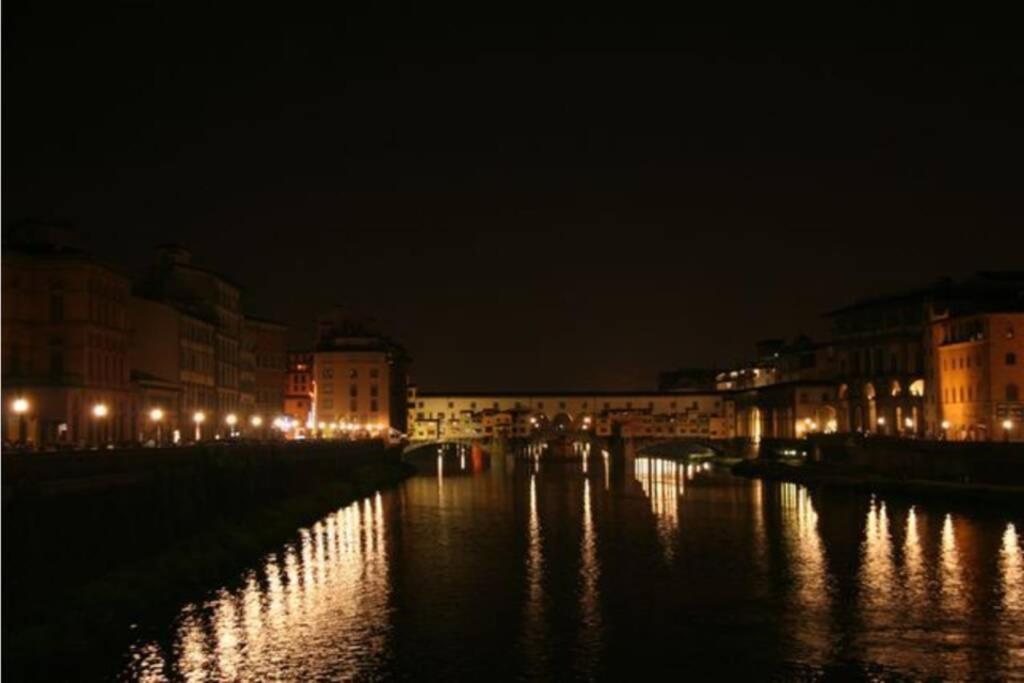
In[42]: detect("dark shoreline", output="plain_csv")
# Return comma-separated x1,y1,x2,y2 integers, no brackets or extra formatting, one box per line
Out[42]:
732,458,1024,507
3,454,414,681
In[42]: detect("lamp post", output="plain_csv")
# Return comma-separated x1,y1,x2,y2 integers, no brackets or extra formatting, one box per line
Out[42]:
149,408,165,446
941,419,950,441
193,411,206,442
1003,418,1014,442
12,397,29,447
876,415,886,436
92,403,109,448
225,413,238,438
250,414,263,439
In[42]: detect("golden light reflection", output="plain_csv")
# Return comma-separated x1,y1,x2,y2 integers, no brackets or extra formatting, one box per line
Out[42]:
1002,523,1023,613
521,473,545,666
861,498,896,613
999,523,1024,671
902,506,926,605
576,477,602,676
125,493,392,681
779,483,830,660
940,513,966,617
634,457,683,562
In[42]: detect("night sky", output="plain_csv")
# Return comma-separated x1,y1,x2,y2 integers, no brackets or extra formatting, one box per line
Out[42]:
5,6,1023,390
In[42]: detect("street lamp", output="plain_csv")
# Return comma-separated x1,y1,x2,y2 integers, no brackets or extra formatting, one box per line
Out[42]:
93,403,109,447
1003,418,1014,442
149,408,165,445
12,397,29,446
941,419,950,440
251,415,263,427
225,413,238,438
193,411,206,441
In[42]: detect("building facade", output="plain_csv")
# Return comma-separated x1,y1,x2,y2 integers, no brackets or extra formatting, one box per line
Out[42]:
135,245,243,433
244,317,288,422
284,351,315,430
2,224,134,446
408,392,728,442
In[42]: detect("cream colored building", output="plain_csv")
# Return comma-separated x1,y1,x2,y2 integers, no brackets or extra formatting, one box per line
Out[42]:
408,392,727,442
313,348,392,435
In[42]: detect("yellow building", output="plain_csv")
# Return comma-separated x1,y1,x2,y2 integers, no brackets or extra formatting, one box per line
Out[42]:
3,224,134,447
931,311,1024,441
408,392,727,442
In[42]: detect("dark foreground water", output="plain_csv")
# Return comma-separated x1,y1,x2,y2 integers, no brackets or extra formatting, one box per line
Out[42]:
122,442,1024,680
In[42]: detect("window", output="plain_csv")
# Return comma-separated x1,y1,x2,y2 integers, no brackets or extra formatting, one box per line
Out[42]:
371,385,379,397
1008,384,1020,402
417,412,424,420
418,401,424,408
350,399,358,412
321,366,333,379
370,368,379,379
370,400,379,412
1007,352,1017,366
349,369,358,379
559,401,566,410
1008,326,1016,340
350,384,358,397
448,401,454,409
959,386,964,402
321,399,333,409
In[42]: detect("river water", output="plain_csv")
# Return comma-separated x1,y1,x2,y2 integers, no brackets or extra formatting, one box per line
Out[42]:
122,441,1024,680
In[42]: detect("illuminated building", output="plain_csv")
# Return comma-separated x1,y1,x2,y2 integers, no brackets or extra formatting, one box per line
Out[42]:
135,245,243,432
244,317,288,422
311,309,409,438
408,392,726,442
2,223,134,446
926,274,1024,441
826,294,928,436
284,351,314,431
718,337,841,441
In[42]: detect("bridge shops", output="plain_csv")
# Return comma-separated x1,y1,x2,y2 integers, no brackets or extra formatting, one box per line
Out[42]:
406,391,729,442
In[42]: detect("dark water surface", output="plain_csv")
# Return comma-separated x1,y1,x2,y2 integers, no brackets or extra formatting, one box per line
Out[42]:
122,442,1024,680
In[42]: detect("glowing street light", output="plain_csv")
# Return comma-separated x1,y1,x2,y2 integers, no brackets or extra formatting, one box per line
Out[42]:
941,419,950,430
12,397,29,446
149,408,165,445
92,403,109,448
225,413,238,438
251,415,263,428
1003,419,1014,441
193,411,206,441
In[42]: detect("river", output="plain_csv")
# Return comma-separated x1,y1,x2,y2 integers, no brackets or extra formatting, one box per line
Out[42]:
121,441,1024,680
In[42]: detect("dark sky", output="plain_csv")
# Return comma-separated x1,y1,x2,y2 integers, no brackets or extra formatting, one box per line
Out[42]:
5,6,1023,390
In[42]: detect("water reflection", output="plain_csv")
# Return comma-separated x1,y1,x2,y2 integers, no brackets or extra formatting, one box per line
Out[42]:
634,456,683,562
125,492,391,681
779,483,830,661
121,443,1024,681
576,477,602,676
1000,523,1024,671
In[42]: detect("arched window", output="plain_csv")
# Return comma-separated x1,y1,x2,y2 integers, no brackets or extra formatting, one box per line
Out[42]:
1008,384,1020,402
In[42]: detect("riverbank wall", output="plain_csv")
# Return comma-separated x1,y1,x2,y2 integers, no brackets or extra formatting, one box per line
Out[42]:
735,435,1024,503
2,441,412,679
